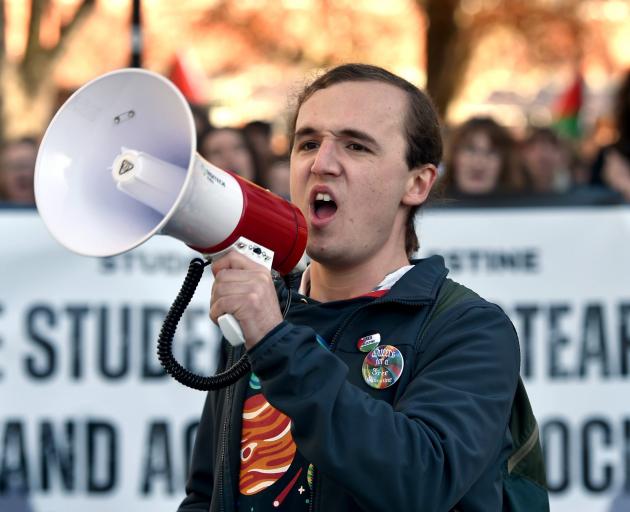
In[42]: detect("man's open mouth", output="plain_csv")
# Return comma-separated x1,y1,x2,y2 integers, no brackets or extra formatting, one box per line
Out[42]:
313,192,338,220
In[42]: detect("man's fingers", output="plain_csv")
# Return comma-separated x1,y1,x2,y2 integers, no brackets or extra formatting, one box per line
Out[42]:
210,295,248,324
209,292,272,327
212,267,273,286
212,279,262,299
211,249,261,276
208,247,283,348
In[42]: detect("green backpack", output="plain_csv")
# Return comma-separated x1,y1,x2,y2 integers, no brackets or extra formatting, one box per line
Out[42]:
421,278,550,512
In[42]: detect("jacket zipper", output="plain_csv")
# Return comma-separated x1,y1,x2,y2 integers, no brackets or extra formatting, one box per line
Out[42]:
307,297,431,511
219,285,292,511
218,346,235,512
308,470,318,512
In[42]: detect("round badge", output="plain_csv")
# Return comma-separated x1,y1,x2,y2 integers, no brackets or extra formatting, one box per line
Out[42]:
357,332,381,352
362,345,404,389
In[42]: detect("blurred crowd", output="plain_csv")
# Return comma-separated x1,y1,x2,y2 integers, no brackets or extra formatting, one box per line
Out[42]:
2,70,630,208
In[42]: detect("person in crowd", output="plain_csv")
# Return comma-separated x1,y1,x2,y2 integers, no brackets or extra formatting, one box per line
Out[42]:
441,116,523,199
589,70,630,202
198,127,261,184
263,155,290,199
520,127,573,194
0,137,38,206
178,64,531,511
243,120,274,178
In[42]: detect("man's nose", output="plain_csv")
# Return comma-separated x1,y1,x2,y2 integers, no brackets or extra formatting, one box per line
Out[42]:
310,140,342,176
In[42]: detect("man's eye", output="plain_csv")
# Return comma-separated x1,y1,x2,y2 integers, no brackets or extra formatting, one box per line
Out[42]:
299,141,319,151
348,143,368,152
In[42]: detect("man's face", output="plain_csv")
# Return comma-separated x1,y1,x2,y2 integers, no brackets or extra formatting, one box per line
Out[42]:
290,81,414,268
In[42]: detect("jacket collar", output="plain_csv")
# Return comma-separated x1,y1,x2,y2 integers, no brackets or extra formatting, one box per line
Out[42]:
379,255,449,303
279,255,449,305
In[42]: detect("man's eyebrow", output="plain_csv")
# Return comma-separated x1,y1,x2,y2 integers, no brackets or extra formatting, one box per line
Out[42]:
334,129,380,149
294,126,380,149
294,126,318,139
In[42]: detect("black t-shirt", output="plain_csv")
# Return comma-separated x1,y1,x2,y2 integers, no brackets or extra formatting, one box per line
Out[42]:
236,293,375,511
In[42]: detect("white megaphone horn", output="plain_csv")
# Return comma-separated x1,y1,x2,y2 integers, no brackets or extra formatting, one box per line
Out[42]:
34,68,308,349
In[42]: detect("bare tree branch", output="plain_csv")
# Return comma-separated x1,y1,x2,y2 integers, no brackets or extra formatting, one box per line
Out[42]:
19,0,96,94
21,0,48,75
196,0,339,72
423,0,471,118
419,0,586,118
49,0,96,61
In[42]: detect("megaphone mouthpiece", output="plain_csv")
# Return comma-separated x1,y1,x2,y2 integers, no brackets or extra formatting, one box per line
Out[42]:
112,149,186,216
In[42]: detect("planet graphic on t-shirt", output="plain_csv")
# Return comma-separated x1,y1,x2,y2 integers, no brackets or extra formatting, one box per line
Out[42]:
239,393,297,495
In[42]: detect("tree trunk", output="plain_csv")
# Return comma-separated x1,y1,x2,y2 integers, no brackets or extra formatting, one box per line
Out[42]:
423,0,473,120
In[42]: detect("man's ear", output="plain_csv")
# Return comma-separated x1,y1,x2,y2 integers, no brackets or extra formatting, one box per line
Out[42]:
402,164,438,206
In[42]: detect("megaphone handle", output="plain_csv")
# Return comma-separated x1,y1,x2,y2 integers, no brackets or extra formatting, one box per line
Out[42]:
218,314,246,346
209,236,275,348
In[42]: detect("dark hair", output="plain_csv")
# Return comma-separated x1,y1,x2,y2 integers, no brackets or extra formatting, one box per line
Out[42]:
243,120,272,138
288,63,443,257
524,126,560,147
1,136,39,153
442,116,522,195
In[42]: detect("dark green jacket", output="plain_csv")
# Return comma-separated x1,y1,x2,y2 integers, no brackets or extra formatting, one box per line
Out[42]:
178,256,521,511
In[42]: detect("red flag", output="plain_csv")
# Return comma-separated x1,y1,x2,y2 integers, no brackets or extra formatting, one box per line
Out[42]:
167,52,207,105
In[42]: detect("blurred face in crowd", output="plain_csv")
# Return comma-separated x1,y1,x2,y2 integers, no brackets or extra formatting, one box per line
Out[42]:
290,80,434,269
452,131,502,195
200,129,256,182
522,138,565,193
245,128,273,161
0,140,37,205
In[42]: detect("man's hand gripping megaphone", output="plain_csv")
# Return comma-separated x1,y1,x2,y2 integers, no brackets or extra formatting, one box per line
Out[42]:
210,247,284,350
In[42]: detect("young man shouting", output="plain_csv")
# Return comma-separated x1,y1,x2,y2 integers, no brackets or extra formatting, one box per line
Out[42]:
178,64,522,512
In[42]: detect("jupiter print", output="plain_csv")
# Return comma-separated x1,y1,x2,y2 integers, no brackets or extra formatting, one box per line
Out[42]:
239,393,297,495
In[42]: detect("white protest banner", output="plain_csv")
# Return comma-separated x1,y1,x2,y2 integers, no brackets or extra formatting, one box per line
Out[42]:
419,205,630,512
0,209,221,512
3,206,630,512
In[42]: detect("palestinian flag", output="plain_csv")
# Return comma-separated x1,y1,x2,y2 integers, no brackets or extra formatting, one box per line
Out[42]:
553,73,583,139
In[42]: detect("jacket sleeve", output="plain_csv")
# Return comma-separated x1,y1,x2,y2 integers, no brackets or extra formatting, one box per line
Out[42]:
246,303,520,512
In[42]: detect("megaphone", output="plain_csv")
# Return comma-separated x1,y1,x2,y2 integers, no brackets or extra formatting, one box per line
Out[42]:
35,68,308,387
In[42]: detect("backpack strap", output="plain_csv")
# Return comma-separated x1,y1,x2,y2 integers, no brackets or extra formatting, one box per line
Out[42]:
418,278,479,342
419,278,549,510
506,379,547,487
